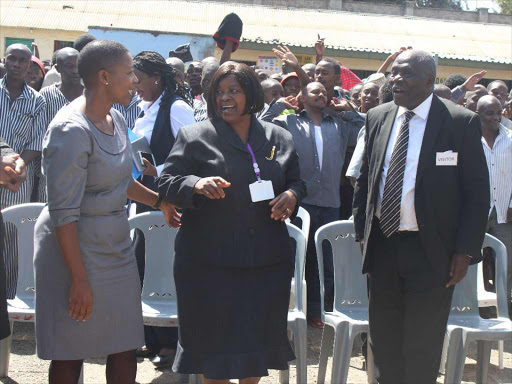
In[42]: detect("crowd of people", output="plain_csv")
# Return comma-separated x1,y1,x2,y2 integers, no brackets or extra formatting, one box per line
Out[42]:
0,11,511,384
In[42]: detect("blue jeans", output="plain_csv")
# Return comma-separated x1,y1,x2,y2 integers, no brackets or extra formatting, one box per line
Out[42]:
296,203,339,318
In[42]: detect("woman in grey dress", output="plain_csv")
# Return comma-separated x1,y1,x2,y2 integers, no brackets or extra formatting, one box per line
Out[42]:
34,40,180,384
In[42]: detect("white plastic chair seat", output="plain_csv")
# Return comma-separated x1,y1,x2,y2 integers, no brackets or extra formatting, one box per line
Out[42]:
7,296,35,322
448,316,511,336
141,301,179,327
325,308,370,325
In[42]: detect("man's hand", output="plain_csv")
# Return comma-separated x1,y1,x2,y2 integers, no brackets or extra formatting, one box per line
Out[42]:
278,95,299,110
0,155,18,184
272,46,299,70
142,158,158,177
446,253,471,288
0,155,26,193
160,200,181,228
462,70,487,92
315,34,326,57
330,97,354,112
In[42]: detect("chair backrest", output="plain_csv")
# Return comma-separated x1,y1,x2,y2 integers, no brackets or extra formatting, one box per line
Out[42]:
1,203,45,301
286,207,311,246
451,234,509,319
315,220,368,316
128,212,178,303
286,222,306,313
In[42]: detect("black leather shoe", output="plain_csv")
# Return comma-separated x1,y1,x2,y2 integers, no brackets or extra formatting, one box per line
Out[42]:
136,347,155,358
152,352,175,368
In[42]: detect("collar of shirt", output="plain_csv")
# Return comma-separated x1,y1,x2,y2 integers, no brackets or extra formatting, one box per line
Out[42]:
396,93,433,122
0,77,33,101
138,92,163,117
298,109,334,123
482,124,512,148
127,93,140,109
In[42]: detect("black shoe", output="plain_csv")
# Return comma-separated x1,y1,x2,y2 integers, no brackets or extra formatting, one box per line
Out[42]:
152,352,176,368
136,347,156,358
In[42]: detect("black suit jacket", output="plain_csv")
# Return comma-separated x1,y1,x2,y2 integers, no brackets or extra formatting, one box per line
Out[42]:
157,116,307,268
353,95,490,276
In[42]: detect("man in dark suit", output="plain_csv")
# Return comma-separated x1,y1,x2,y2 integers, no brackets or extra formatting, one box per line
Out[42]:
353,50,490,384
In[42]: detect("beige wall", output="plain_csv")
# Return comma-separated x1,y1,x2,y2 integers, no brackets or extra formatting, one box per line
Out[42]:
0,27,83,61
227,48,512,82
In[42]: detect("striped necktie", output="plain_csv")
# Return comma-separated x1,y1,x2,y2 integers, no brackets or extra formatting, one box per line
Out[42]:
379,110,416,237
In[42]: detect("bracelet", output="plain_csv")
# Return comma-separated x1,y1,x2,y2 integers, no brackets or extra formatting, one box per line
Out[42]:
152,195,163,210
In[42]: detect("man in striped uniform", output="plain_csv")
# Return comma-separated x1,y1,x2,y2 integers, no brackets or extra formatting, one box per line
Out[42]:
477,95,512,315
113,93,140,130
0,44,46,299
37,47,83,202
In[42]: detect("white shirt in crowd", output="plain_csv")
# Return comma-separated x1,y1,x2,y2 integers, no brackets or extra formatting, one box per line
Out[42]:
501,116,512,130
41,67,61,89
376,93,433,232
481,124,512,224
133,93,195,176
346,126,366,180
314,125,324,171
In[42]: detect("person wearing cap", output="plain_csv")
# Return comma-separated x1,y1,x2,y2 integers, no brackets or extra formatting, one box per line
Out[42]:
25,55,45,91
281,73,300,98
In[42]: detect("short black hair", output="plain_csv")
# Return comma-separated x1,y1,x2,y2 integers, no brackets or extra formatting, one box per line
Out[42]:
379,78,394,104
207,61,264,119
77,39,129,87
487,80,508,91
74,34,96,52
444,74,467,90
321,58,341,76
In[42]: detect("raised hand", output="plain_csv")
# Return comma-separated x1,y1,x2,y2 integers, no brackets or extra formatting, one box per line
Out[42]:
278,95,300,110
272,46,299,70
315,34,326,57
462,70,487,92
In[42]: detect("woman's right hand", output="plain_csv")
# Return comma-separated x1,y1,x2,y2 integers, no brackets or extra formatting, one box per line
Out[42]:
69,279,94,322
194,177,231,199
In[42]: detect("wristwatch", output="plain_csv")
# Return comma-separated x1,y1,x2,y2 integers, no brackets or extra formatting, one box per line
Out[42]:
152,195,163,210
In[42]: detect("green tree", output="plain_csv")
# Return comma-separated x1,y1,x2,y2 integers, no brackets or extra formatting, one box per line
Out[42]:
496,0,512,13
354,0,463,9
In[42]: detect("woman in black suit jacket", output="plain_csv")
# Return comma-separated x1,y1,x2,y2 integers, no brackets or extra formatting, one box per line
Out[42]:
157,62,307,384
0,138,26,340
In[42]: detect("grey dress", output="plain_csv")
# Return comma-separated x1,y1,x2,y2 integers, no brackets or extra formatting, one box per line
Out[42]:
34,104,144,360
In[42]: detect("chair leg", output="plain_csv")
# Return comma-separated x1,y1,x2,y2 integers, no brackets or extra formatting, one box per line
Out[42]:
189,374,202,384
439,332,449,374
444,328,469,384
0,321,14,378
317,324,334,384
476,340,492,384
279,369,290,384
293,317,307,384
498,340,504,370
78,365,84,384
330,323,354,384
367,339,377,384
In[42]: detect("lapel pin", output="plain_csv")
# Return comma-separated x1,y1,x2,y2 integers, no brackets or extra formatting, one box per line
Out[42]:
265,146,276,161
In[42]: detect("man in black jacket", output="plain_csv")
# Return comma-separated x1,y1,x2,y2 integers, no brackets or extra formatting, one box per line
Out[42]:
353,50,489,384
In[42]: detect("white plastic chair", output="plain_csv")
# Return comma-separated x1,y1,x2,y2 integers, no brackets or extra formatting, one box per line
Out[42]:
315,220,372,384
287,207,310,315
279,223,307,384
476,257,504,370
0,203,44,378
443,234,512,384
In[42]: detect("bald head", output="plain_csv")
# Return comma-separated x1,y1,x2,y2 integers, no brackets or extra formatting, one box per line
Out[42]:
476,95,502,131
166,57,185,74
261,79,284,104
5,44,32,57
302,63,316,81
396,49,436,79
434,84,452,100
56,47,79,66
465,87,488,112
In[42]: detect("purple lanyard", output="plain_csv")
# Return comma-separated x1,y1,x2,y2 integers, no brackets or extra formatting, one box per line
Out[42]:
247,143,262,182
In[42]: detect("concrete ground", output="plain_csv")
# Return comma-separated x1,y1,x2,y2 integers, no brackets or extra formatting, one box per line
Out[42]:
0,322,510,384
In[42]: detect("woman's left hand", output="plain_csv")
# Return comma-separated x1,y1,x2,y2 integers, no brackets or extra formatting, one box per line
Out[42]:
269,190,297,221
143,158,158,177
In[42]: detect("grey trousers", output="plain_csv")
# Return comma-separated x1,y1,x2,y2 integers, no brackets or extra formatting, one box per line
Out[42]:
486,208,512,315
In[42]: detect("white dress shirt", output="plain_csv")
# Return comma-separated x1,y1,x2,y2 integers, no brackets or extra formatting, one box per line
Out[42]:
501,116,512,130
346,126,366,179
133,93,195,176
376,93,433,231
482,124,512,224
314,125,324,171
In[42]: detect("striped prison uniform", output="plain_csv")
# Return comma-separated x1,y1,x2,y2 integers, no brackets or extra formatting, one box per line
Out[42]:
0,77,46,299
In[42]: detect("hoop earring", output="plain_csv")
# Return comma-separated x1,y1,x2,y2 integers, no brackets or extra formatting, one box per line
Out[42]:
155,81,159,85
105,82,109,86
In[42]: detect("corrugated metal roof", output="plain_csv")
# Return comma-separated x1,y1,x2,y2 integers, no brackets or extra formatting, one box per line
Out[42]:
1,0,510,64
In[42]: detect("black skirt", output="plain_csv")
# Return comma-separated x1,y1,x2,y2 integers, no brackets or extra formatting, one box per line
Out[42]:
172,254,295,380
0,216,10,341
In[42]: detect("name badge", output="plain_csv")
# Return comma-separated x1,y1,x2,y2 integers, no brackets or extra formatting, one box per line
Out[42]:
436,151,458,166
249,180,275,202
